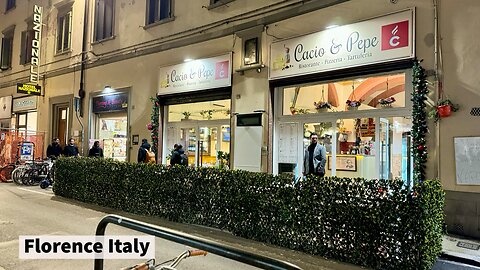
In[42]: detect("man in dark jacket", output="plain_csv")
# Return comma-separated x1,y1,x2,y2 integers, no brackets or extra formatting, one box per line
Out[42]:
46,137,62,159
88,141,104,158
137,139,151,163
170,144,187,166
63,138,79,157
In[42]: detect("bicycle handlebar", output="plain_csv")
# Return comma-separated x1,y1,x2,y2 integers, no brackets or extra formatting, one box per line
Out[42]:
188,250,208,257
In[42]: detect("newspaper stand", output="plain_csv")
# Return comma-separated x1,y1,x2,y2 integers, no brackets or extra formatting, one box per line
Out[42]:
94,214,302,270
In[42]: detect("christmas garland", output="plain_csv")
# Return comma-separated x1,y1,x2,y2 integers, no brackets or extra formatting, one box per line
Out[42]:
148,96,160,157
411,60,428,184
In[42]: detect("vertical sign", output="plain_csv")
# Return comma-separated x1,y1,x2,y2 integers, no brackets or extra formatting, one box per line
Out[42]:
30,5,43,84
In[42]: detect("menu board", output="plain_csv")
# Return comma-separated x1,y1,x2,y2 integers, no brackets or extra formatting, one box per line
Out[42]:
455,137,480,185
103,139,114,159
113,138,127,161
278,123,298,164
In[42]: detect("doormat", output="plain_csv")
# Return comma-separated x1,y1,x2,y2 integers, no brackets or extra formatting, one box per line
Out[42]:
457,241,480,251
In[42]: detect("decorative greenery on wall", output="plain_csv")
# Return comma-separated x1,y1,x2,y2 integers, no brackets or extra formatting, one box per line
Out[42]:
54,158,444,270
411,60,429,184
149,96,160,156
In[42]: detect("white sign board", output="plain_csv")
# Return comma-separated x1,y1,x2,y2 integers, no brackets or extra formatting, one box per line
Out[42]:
20,142,34,161
278,122,298,163
454,137,480,185
269,10,414,80
158,54,232,95
13,96,37,112
0,96,12,119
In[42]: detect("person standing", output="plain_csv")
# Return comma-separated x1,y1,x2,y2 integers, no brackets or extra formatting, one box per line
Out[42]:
170,144,188,166
303,132,327,177
63,138,79,157
46,137,63,159
137,139,151,163
88,141,104,158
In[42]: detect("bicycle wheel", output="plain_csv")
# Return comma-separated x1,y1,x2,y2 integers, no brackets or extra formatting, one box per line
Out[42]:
12,167,25,185
0,164,15,182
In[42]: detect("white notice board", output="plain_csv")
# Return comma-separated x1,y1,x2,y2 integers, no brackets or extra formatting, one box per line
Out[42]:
278,122,298,164
454,137,480,185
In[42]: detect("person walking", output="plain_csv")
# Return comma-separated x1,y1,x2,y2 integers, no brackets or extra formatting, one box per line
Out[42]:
46,137,63,159
170,144,188,166
88,141,104,158
303,132,327,177
63,138,79,157
137,139,151,163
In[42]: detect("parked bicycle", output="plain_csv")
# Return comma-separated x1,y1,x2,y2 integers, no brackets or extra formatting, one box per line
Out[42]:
122,249,207,270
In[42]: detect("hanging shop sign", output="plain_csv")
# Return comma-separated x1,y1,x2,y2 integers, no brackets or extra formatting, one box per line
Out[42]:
269,9,414,80
17,83,42,96
92,93,128,113
0,96,12,119
158,53,232,95
30,5,43,84
13,96,38,112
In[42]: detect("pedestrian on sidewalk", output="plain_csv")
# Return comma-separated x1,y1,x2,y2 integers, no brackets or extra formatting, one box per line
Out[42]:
88,141,104,158
137,139,151,163
63,138,79,157
170,144,188,166
46,137,62,159
303,132,326,177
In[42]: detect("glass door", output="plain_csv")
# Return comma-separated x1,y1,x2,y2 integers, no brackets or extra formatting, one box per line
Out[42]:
180,127,196,166
379,118,390,179
198,126,218,167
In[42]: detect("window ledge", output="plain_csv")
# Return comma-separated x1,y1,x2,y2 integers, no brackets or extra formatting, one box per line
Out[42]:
54,50,72,57
143,17,175,30
92,35,116,45
207,0,235,10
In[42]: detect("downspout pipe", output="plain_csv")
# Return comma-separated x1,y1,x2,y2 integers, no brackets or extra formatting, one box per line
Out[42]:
78,0,89,154
433,0,440,179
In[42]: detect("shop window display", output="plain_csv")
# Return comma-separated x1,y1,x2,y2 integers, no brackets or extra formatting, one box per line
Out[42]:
283,73,406,115
168,99,230,122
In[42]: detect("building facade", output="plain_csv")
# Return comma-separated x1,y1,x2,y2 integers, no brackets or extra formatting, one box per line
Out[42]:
1,0,480,237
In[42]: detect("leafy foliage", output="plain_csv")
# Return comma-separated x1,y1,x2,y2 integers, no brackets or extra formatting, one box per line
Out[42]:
149,97,160,157
54,158,444,270
411,60,428,184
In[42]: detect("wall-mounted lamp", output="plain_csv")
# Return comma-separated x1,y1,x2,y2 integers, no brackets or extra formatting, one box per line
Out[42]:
103,85,114,93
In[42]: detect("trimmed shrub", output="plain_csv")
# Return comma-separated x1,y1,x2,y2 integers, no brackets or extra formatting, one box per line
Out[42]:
54,158,444,270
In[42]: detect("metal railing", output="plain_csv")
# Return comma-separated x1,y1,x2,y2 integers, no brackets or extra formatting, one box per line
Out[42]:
94,214,302,270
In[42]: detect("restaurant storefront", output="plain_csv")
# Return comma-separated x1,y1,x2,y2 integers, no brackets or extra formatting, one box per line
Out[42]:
159,54,232,167
270,10,415,183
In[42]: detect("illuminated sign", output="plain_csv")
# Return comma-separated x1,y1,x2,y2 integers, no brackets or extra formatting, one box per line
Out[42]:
269,10,414,80
17,83,41,96
92,93,128,113
30,5,43,84
13,96,38,112
158,54,232,95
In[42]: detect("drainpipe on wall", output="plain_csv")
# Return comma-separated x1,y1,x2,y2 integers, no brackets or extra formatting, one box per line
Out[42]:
78,0,89,155
433,0,441,179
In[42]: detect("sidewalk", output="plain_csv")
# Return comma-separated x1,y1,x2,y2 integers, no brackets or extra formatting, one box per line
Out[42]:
442,234,480,265
52,195,366,270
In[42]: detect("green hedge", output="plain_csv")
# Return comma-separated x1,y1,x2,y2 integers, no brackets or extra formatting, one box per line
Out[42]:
54,158,444,270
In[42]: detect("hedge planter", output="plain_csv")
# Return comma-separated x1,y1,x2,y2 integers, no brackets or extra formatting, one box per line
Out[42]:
54,157,445,270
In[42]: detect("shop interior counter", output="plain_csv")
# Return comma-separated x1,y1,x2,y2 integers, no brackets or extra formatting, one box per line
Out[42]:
326,154,376,179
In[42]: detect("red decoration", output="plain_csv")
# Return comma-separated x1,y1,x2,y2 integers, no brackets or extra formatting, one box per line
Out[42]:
147,123,153,130
437,104,452,118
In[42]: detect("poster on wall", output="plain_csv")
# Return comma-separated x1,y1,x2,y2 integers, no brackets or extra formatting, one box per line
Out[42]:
454,137,480,185
278,122,298,164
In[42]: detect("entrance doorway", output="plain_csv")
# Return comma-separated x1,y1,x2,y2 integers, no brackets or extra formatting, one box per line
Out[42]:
167,123,230,167
53,105,69,146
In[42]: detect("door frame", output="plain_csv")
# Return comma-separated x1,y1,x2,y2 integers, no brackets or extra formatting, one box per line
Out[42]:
163,119,230,167
49,94,73,148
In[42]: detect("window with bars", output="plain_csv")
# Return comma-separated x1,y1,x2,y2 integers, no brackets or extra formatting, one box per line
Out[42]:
6,0,15,12
147,0,172,25
95,0,115,41
56,10,72,53
1,29,14,70
20,23,34,65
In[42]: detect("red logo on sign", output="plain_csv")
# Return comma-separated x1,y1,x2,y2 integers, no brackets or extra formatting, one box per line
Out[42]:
215,61,229,80
381,20,409,50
